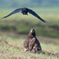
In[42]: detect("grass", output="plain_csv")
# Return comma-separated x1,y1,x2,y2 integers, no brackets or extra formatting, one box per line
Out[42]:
0,32,59,59
0,13,59,38
0,8,59,59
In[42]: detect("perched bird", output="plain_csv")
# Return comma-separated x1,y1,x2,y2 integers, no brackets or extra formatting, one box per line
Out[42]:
23,29,42,53
2,7,46,23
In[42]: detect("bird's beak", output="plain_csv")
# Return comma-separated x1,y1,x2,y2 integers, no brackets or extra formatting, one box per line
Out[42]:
30,29,34,32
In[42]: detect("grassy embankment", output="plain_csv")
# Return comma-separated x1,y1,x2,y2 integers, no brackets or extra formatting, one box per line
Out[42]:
0,32,59,59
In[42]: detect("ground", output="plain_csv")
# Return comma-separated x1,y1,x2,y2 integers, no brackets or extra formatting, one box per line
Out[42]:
0,11,59,59
0,32,59,59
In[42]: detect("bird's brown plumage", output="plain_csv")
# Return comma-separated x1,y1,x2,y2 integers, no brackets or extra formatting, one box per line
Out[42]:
23,29,42,53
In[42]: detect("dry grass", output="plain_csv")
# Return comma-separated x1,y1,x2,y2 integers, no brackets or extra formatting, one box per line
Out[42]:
0,32,59,59
0,10,59,59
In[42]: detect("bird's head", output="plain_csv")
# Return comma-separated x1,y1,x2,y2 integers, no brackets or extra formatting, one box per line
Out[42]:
28,29,36,37
30,29,35,33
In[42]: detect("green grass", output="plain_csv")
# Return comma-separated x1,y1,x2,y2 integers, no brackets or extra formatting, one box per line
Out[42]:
0,33,59,59
0,9,59,38
0,13,59,38
0,8,59,59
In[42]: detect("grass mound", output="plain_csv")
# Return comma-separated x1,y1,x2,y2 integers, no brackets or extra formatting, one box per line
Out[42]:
0,34,59,59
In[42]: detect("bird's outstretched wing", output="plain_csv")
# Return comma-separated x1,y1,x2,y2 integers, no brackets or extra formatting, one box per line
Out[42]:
28,9,46,23
3,8,22,18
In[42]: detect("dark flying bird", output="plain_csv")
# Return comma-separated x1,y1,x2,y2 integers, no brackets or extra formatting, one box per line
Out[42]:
2,7,45,23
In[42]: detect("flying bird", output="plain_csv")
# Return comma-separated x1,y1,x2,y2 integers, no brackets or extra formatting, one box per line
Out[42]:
2,7,46,23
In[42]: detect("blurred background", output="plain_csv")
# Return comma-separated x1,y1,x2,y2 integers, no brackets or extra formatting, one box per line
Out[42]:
0,0,59,59
0,0,59,38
